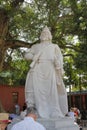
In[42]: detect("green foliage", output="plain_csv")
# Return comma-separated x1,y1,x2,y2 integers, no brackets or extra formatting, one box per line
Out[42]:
0,0,87,89
0,48,30,86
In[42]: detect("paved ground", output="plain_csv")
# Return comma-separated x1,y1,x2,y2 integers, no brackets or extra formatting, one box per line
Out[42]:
82,128,87,130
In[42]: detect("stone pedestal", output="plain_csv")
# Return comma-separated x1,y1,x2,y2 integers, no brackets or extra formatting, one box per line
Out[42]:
37,117,80,130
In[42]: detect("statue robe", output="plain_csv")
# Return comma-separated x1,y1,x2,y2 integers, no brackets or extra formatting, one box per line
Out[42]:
24,42,68,118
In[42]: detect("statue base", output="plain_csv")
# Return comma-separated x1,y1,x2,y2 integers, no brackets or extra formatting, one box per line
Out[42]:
37,117,79,130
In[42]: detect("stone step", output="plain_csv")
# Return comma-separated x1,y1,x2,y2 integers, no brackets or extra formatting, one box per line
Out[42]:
37,117,80,130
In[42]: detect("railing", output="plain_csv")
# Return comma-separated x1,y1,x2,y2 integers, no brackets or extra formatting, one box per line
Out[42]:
80,120,87,127
77,119,87,130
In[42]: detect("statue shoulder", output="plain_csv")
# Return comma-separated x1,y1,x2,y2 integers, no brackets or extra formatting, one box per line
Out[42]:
31,43,40,50
54,44,61,50
51,43,60,50
32,43,40,48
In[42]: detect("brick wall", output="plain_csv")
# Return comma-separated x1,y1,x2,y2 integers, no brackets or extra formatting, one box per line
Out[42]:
0,85,25,113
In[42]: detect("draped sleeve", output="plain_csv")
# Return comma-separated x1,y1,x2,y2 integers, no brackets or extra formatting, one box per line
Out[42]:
54,44,64,76
24,46,36,60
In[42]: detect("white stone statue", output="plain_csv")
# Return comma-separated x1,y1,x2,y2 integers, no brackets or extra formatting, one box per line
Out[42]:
24,26,68,119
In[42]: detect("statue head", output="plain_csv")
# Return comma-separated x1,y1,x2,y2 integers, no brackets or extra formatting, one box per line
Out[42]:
40,26,52,42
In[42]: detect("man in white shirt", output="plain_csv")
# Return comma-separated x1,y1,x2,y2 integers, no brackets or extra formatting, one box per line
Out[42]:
11,107,46,130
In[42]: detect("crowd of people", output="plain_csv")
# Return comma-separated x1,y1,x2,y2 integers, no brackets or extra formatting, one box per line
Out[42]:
0,104,87,130
67,107,81,121
0,106,46,130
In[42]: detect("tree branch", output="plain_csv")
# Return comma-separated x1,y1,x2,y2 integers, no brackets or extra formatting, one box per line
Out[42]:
6,39,39,49
11,0,24,8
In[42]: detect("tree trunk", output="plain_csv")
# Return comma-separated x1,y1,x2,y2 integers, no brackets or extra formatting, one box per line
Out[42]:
0,9,9,112
0,45,7,71
0,0,25,112
0,9,9,71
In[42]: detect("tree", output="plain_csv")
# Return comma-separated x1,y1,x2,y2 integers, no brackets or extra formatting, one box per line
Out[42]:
0,0,87,71
0,0,32,70
0,0,87,111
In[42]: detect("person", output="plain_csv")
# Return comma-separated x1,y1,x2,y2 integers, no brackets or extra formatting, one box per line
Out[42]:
11,107,46,130
15,103,20,115
68,107,75,120
0,113,11,130
22,103,27,111
7,114,23,130
73,107,80,119
24,26,68,118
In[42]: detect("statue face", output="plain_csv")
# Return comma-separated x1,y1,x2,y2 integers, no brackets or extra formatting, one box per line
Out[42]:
40,26,52,42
